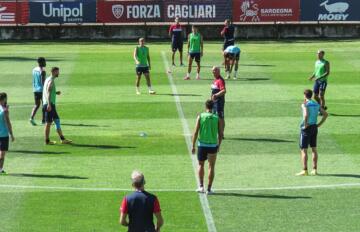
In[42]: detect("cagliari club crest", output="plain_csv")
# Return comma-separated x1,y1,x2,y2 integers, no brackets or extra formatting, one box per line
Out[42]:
112,5,124,19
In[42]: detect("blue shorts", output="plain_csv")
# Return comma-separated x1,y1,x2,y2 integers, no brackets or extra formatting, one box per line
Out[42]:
0,136,9,151
34,92,42,102
198,146,218,161
43,104,59,123
313,80,327,95
136,66,149,75
172,40,183,52
189,52,201,63
225,52,240,60
300,125,318,149
212,101,225,119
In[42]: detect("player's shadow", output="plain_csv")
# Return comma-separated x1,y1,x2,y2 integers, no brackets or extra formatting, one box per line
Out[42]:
241,64,275,67
62,123,111,128
11,150,70,155
156,93,202,97
213,192,311,199
319,174,360,179
238,77,271,81
0,57,63,62
9,173,88,179
225,138,294,143
70,143,135,150
328,113,360,117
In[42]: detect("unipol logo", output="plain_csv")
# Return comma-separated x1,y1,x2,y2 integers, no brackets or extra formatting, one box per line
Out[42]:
42,3,83,22
0,5,15,22
318,0,350,21
112,5,124,19
239,0,260,22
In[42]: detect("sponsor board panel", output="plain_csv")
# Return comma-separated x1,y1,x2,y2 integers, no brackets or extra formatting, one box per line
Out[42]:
164,0,232,22
0,0,29,24
233,0,300,22
301,0,360,21
97,0,163,23
29,0,96,23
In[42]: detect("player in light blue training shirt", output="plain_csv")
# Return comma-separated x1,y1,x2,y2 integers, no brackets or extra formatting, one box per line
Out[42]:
223,45,241,79
30,57,46,126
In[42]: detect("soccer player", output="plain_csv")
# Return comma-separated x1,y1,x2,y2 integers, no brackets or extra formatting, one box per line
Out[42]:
43,67,72,145
169,17,184,66
0,92,15,175
211,66,226,137
30,57,46,126
308,50,330,111
184,25,203,80
223,45,241,79
192,100,223,195
134,38,156,95
221,19,235,64
297,89,328,176
120,171,164,232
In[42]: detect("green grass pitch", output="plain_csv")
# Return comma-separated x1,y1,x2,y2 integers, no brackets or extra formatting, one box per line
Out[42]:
0,40,360,232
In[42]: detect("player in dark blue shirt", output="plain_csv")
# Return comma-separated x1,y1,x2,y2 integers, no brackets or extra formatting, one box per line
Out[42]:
221,19,235,65
120,171,164,232
169,17,184,66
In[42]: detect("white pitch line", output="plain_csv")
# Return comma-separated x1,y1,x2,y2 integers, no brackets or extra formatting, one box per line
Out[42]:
161,51,217,232
1,182,360,192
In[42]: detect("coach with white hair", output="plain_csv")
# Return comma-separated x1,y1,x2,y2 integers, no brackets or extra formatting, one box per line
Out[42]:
120,171,164,232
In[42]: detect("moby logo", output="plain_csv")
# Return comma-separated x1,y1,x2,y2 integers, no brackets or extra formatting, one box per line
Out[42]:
42,3,83,22
318,0,350,21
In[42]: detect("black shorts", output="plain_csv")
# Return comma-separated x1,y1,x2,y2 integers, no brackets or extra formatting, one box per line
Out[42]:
212,101,225,119
300,125,318,149
189,52,201,63
34,92,42,102
225,52,240,60
0,137,9,151
136,66,149,75
198,146,218,161
43,104,59,123
223,40,235,50
172,40,183,52
313,80,327,95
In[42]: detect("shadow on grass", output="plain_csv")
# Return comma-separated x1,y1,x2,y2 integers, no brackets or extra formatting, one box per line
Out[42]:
70,143,136,150
214,192,311,199
9,173,88,179
241,64,275,67
320,174,360,179
328,113,360,118
11,150,70,155
226,138,294,143
0,57,63,62
156,93,202,97
62,123,111,127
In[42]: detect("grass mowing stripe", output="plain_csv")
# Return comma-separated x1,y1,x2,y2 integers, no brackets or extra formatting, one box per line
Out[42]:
161,51,217,232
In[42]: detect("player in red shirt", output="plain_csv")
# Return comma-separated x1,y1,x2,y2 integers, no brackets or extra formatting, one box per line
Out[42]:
211,67,226,136
168,17,184,66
